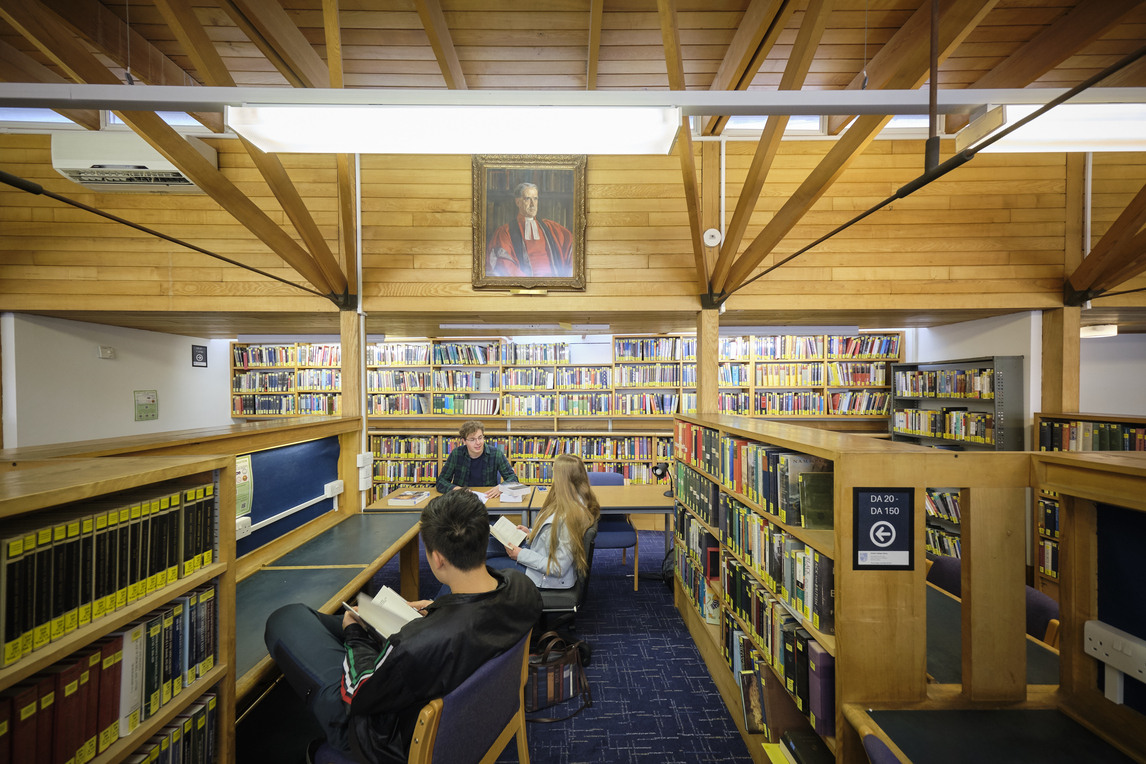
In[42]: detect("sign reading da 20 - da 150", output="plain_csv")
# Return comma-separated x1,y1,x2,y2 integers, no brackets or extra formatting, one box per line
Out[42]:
853,488,914,570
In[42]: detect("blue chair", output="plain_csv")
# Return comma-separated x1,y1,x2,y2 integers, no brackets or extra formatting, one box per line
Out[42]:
314,630,533,764
862,733,906,764
587,471,640,591
1025,585,1061,648
926,554,961,597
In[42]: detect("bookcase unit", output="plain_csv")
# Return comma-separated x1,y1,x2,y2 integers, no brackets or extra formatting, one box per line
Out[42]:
1029,412,1146,601
367,429,673,503
889,356,1025,451
0,455,236,764
232,331,901,431
671,414,1030,763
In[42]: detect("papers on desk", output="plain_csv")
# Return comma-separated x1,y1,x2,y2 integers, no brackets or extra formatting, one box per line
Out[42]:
470,489,489,505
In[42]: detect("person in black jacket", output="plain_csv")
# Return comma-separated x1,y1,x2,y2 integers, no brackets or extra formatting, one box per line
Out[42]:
264,490,542,764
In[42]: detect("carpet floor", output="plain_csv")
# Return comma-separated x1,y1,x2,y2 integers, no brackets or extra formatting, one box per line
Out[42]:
236,530,753,763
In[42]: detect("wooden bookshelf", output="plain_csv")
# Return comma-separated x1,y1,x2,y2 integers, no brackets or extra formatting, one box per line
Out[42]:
0,455,237,764
672,414,1030,763
1029,412,1146,602
232,332,902,432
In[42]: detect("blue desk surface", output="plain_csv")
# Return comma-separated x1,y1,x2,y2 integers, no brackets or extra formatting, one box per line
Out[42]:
236,512,420,683
869,709,1135,763
927,585,1059,685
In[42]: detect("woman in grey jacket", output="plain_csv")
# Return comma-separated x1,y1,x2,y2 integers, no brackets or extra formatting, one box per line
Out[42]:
497,454,600,588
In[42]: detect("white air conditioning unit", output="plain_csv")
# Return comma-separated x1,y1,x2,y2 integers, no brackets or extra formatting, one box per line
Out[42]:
51,131,217,193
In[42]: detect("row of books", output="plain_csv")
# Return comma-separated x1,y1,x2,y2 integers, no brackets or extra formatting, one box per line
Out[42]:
1037,420,1146,452
367,370,431,392
433,395,500,416
499,395,552,417
298,343,341,367
674,543,721,626
372,460,438,482
433,370,500,391
581,436,669,460
231,370,295,393
674,420,722,476
726,595,835,741
1037,496,1060,538
927,529,962,558
501,369,553,389
296,369,341,392
298,393,341,416
369,435,437,458
366,342,431,366
431,343,499,365
2,482,216,668
756,391,827,416
231,344,295,368
123,694,217,764
892,408,995,444
614,337,682,362
675,463,721,527
923,488,962,525
613,393,680,415
756,363,824,387
554,367,611,389
826,390,889,416
755,335,824,360
557,394,613,416
825,361,887,386
824,333,900,360
367,393,430,415
724,526,836,636
0,586,217,763
1038,538,1059,579
501,342,570,364
893,368,997,399
718,437,832,527
230,394,296,416
613,364,683,386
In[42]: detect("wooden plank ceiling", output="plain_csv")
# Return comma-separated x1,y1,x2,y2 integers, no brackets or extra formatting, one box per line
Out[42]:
1,0,1145,338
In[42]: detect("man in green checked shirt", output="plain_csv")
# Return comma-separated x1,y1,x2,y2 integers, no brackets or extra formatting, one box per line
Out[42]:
435,420,519,498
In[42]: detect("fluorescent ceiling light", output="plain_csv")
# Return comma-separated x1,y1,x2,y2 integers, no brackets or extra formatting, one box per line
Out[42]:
1080,324,1118,339
962,104,1146,153
226,105,681,154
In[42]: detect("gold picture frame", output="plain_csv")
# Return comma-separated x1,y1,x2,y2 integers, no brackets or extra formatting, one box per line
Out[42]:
472,154,587,290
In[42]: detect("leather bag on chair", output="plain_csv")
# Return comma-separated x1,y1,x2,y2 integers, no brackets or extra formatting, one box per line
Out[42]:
524,630,592,722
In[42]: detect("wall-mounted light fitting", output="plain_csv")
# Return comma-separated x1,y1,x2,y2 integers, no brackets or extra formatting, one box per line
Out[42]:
1080,324,1118,339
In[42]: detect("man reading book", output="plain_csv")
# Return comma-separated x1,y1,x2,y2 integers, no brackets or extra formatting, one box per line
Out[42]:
264,490,542,764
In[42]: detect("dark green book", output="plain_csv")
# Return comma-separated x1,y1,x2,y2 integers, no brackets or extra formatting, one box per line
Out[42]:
799,472,834,530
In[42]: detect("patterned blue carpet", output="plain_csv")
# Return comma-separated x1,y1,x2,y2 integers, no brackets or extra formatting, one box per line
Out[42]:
236,530,752,763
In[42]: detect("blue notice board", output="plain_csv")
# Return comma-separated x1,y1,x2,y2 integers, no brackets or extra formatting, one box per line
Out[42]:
853,487,914,570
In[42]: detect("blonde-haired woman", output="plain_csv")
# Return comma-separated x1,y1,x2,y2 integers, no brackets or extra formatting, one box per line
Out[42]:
493,454,600,588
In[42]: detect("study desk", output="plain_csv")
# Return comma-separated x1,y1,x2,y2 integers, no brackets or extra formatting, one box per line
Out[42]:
370,486,533,515
927,584,1059,685
529,483,676,551
859,707,1136,763
234,512,421,704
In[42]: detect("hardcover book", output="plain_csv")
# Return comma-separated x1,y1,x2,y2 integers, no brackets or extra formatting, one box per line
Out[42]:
386,489,431,507
346,585,423,641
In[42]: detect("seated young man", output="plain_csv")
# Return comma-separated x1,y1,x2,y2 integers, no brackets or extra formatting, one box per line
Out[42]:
264,490,543,764
435,419,518,498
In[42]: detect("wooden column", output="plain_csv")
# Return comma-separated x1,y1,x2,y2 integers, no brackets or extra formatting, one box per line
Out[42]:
340,308,365,512
695,310,719,414
1042,308,1080,415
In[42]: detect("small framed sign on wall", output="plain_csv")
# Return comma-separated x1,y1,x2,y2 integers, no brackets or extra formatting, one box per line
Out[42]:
192,344,208,368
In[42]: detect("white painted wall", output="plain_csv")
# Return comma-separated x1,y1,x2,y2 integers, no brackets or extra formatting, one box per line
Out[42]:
909,312,1042,450
2,313,233,448
1080,333,1146,416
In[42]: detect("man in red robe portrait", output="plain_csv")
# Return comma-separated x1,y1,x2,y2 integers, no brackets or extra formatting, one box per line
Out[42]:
487,181,574,278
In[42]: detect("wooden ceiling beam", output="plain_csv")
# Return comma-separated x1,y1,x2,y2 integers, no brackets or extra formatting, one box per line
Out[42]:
219,0,330,89
322,0,358,296
37,0,221,133
702,0,793,136
153,0,348,297
414,0,467,90
0,0,340,297
1069,178,1146,299
1098,228,1146,293
718,0,997,295
0,38,99,129
946,0,1143,134
658,0,707,295
825,0,997,136
711,0,833,293
587,0,604,89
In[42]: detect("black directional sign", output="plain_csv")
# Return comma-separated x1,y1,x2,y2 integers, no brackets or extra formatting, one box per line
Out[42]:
853,487,914,571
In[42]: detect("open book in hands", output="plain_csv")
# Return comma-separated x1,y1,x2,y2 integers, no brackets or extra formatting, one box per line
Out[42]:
490,515,527,548
343,585,423,642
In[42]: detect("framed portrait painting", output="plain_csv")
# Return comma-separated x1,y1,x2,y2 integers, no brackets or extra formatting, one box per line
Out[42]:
472,154,586,290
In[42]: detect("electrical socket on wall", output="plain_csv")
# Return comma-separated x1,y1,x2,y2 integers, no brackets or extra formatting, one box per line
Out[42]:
236,516,252,540
1084,619,1146,703
97,345,115,359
